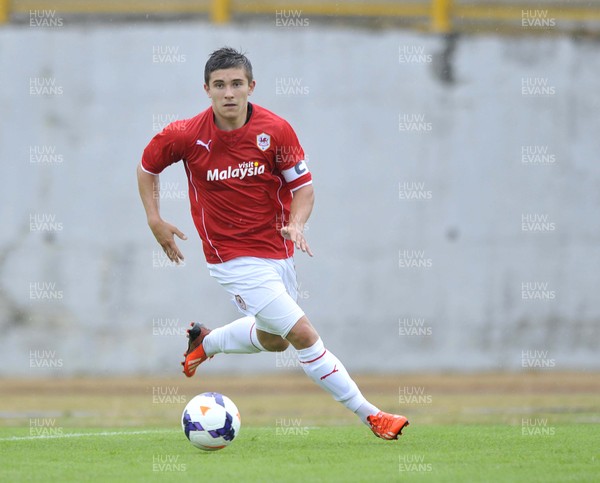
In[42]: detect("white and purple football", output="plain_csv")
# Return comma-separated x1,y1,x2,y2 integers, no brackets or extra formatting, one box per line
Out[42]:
181,392,241,451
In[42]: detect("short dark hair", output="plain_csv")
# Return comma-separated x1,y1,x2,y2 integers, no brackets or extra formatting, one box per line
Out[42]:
204,47,253,85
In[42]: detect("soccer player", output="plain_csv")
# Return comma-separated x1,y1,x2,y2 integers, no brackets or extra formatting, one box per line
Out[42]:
137,47,409,440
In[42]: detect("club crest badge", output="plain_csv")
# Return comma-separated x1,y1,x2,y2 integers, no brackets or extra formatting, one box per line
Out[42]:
235,294,247,311
256,133,271,151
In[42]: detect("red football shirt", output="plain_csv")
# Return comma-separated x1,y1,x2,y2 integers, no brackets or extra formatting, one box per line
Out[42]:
141,103,313,264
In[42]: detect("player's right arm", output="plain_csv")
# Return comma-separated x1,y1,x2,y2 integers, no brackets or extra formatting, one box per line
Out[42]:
137,164,187,264
138,122,188,264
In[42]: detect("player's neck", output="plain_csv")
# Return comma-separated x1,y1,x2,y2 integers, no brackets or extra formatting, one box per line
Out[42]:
214,103,252,131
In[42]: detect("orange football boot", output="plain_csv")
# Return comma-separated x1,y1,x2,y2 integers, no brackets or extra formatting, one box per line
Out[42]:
181,322,212,378
367,411,409,440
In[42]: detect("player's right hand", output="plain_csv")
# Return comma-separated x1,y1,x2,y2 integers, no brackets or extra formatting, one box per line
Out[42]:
149,219,187,264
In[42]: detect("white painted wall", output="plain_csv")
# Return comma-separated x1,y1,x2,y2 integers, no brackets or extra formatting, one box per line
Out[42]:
1,21,598,375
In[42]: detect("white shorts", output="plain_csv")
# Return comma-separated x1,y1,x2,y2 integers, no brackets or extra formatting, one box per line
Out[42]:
207,256,305,337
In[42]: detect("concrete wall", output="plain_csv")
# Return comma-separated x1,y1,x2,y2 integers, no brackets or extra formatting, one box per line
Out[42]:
1,21,599,375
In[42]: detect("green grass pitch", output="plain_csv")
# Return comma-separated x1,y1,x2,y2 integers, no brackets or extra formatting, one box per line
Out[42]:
1,373,598,482
1,425,598,482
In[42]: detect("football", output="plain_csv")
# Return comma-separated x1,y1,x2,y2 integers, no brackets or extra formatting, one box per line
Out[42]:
181,392,241,451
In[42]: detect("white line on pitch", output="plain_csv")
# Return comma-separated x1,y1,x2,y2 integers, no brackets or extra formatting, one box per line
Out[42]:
0,429,175,442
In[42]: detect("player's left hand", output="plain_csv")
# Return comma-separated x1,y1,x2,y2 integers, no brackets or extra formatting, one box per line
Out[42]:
281,225,313,257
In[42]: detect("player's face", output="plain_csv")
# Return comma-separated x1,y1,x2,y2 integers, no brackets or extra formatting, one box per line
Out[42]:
204,68,255,129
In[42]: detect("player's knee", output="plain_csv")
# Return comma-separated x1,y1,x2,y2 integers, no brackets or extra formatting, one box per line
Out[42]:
286,316,319,350
257,331,290,352
265,337,290,352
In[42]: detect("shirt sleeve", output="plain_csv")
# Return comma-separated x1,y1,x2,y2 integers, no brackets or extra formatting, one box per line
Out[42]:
140,121,187,175
274,120,313,192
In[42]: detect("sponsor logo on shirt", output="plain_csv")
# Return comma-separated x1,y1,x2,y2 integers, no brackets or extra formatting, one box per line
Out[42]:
207,161,265,181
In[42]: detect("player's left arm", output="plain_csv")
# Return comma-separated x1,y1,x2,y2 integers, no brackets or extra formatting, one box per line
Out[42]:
276,120,314,256
281,184,314,257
